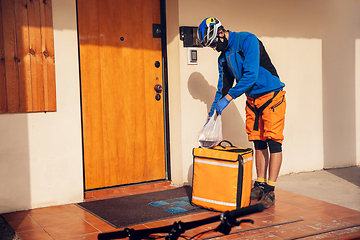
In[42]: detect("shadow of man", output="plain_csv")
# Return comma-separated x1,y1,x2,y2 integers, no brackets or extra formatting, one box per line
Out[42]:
187,72,253,184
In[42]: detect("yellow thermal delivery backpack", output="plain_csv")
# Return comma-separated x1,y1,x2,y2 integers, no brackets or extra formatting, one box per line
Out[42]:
191,140,253,212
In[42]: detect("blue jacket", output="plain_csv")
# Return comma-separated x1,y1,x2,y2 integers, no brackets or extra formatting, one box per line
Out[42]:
209,31,285,117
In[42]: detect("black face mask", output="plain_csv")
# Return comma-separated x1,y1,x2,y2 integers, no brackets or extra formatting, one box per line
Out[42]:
216,35,228,52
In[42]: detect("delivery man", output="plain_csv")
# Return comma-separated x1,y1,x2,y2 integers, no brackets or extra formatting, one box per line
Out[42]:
198,17,286,208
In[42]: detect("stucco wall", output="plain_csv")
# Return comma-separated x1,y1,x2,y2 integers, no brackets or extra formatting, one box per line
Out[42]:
1,0,359,214
0,0,83,213
167,0,360,185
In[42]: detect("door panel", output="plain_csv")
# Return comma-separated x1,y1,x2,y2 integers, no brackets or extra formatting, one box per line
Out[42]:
77,0,165,190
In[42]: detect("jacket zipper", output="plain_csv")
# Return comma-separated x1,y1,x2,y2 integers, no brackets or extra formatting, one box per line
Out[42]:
227,53,240,80
271,96,284,112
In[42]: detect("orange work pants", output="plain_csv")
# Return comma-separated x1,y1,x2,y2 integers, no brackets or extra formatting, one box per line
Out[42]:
245,91,286,144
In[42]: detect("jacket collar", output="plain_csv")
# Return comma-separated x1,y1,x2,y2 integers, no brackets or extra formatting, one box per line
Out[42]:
227,31,236,49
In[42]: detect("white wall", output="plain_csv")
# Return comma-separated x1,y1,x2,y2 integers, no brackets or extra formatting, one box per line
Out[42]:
0,0,83,213
167,0,360,185
1,0,360,213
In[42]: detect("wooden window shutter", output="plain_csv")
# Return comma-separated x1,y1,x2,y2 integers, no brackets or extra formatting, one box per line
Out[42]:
0,0,56,113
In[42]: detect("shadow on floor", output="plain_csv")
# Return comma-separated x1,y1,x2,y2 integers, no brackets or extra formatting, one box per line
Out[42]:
325,166,360,187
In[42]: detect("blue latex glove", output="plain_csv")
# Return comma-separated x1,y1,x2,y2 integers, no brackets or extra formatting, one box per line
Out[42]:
215,97,230,114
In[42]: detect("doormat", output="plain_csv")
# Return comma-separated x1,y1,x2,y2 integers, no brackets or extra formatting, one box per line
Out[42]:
76,186,205,228
0,215,22,240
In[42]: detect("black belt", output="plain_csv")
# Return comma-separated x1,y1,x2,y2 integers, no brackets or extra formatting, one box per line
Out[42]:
246,91,280,131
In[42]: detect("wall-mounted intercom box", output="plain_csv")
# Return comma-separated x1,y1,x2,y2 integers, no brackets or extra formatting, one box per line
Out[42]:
188,48,198,65
179,26,202,48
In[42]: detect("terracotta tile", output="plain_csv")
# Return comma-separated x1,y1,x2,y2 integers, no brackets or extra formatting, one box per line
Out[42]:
274,188,302,201
311,204,360,219
123,183,157,192
247,209,274,219
4,183,359,240
261,221,306,233
31,211,84,228
235,221,263,232
274,208,334,224
82,197,105,202
300,232,337,239
142,217,182,229
178,211,218,222
83,196,97,201
44,221,99,239
65,204,87,213
340,214,360,225
70,210,101,223
269,224,318,239
17,228,53,240
83,181,171,201
90,192,132,200
263,200,303,215
154,181,171,188
200,221,222,231
307,219,355,232
84,191,93,198
236,232,283,239
340,233,360,240
125,188,165,195
150,186,174,192
162,185,179,190
125,183,176,195
85,216,116,232
215,234,237,239
250,214,289,228
27,205,70,218
2,211,28,222
91,188,126,197
58,232,99,240
299,227,360,240
284,195,331,209
332,226,360,239
7,215,41,232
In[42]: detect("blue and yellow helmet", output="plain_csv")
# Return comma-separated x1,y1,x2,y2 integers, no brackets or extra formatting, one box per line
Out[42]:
197,17,222,47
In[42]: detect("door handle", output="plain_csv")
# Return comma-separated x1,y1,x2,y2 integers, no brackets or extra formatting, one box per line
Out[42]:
154,84,162,93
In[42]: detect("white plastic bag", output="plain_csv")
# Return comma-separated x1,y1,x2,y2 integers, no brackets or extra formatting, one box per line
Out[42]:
198,113,223,148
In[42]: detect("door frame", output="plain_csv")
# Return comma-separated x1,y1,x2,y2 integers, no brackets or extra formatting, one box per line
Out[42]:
159,0,171,181
76,0,171,190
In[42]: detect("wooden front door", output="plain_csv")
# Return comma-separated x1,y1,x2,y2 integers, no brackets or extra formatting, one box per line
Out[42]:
77,0,166,190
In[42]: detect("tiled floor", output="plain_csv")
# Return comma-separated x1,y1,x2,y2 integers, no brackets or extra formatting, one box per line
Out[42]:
2,181,360,240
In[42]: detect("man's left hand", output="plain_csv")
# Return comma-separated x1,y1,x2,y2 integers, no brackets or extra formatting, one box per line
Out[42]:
216,97,230,114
